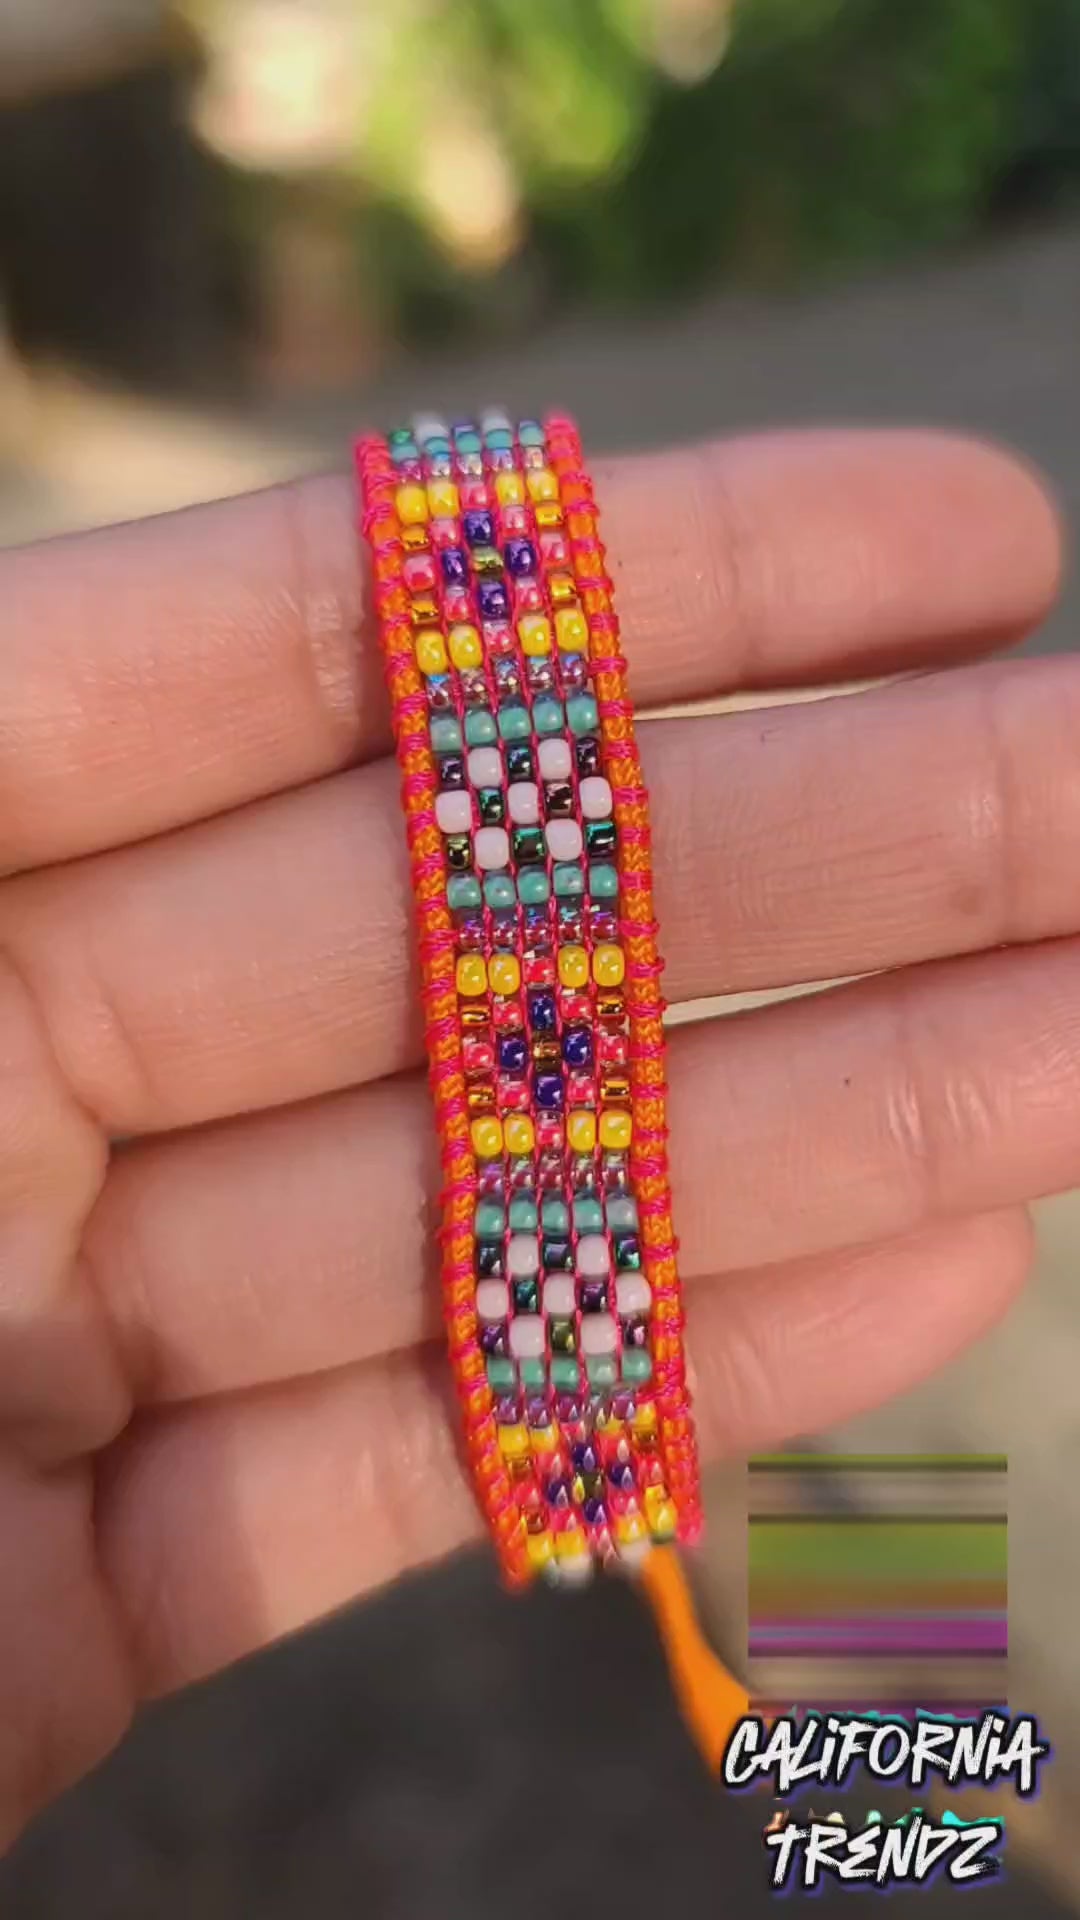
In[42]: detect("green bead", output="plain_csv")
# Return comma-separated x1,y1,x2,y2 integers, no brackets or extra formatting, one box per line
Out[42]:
498,703,531,742
518,1357,547,1389
475,1201,506,1238
586,1354,618,1389
541,1197,569,1234
588,862,619,900
447,875,482,910
606,1195,638,1232
567,693,599,736
551,1355,582,1392
388,427,414,448
430,714,462,753
533,697,565,736
483,872,516,910
518,869,550,905
512,1277,539,1314
465,708,498,746
509,1196,539,1232
487,1356,516,1390
553,863,585,898
622,1349,653,1385
573,1195,604,1233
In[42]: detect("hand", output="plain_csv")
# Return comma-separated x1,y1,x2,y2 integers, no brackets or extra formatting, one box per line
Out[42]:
0,428,1064,1845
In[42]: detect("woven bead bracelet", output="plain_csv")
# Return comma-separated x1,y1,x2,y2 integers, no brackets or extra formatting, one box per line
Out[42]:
356,411,701,1586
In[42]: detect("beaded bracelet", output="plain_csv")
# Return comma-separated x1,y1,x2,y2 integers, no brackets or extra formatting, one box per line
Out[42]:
357,411,701,1586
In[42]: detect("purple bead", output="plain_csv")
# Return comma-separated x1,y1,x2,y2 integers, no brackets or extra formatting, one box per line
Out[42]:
480,1321,509,1356
557,906,584,943
426,675,454,711
546,1476,572,1508
526,658,554,693
463,509,494,546
498,1033,528,1074
529,992,557,1033
578,1279,609,1314
505,537,537,577
478,1165,506,1199
560,654,589,690
478,579,509,622
583,1497,608,1526
441,547,468,587
494,656,520,695
534,1072,564,1110
494,1393,522,1423
612,1392,636,1422
621,1314,649,1349
589,909,619,943
608,1460,636,1492
555,1393,586,1425
572,1441,599,1473
526,1392,552,1427
563,1027,592,1068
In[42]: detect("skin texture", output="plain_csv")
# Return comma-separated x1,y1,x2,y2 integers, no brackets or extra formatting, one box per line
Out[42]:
0,426,1069,1851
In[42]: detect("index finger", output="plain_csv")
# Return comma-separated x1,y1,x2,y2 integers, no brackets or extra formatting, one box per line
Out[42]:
0,428,1060,872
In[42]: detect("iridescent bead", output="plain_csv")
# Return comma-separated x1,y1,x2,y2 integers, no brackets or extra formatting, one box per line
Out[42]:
526,658,554,694
505,743,534,783
584,819,616,858
460,670,488,706
537,1148,564,1188
485,621,514,657
543,780,574,819
425,674,454,713
490,911,518,950
603,1154,630,1194
562,1027,592,1068
463,508,494,546
525,1397,552,1435
494,656,521,697
505,536,537,577
513,826,545,867
557,905,584,943
576,735,602,778
494,1391,522,1424
477,787,505,827
614,1235,642,1271
560,654,589,692
478,1163,506,1202
534,1073,564,1111
473,544,502,576
441,547,468,588
578,1278,609,1315
478,578,509,622
528,991,557,1032
543,1238,574,1275
459,453,485,480
479,1320,508,1356
620,1314,650,1352
438,755,466,793
512,1277,540,1315
523,905,551,945
455,916,485,955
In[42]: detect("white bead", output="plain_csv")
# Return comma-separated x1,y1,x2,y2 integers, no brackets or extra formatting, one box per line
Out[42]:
579,776,613,820
412,412,449,445
475,1280,509,1322
542,1277,575,1317
507,781,540,826
467,747,503,788
480,406,512,434
435,790,472,836
545,819,583,862
474,826,510,870
508,1315,545,1359
579,1312,617,1356
507,1234,539,1278
617,1538,652,1573
538,738,572,781
615,1275,651,1316
576,1235,611,1277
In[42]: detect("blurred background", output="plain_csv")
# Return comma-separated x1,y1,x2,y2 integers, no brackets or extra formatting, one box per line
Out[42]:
2,2,1080,1915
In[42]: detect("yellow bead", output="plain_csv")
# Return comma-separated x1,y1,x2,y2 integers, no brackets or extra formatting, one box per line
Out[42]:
427,477,460,518
645,1486,678,1536
518,614,552,657
526,1530,555,1569
592,944,625,987
526,466,559,503
448,622,482,670
495,470,525,508
633,1400,658,1434
558,945,589,990
504,1113,535,1157
401,522,429,551
471,1115,504,1160
615,1512,648,1545
548,572,577,607
396,483,429,526
555,605,589,653
599,1108,632,1151
488,952,521,996
566,1108,597,1154
534,501,563,528
415,628,449,676
457,954,488,998
498,1421,530,1459
529,1421,558,1455
554,1528,586,1561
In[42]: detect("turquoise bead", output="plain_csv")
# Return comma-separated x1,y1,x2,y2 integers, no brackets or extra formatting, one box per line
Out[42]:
448,875,482,910
454,428,482,453
475,1201,506,1237
509,1196,539,1232
485,427,513,451
519,420,545,446
606,1195,639,1232
567,693,599,736
518,1357,547,1389
498,703,531,742
553,863,585,898
430,714,463,753
533,697,565,736
588,862,618,900
484,872,516,910
586,1354,618,1389
622,1349,653,1385
541,1197,569,1234
465,708,498,746
551,1355,582,1392
518,869,550,906
573,1195,604,1233
487,1356,516,1389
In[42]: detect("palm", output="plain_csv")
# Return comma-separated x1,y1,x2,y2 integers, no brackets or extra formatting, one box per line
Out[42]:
0,429,1066,1848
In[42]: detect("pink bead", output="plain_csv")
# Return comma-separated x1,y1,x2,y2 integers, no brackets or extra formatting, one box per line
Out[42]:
461,480,490,509
559,990,591,1023
567,1074,597,1107
536,1114,564,1150
444,586,472,624
501,504,529,536
539,530,570,567
492,997,524,1030
524,954,555,987
403,553,437,592
430,516,461,549
485,621,515,656
515,581,544,614
497,1076,531,1112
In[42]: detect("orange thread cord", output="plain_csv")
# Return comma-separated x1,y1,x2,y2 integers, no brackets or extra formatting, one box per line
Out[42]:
639,1549,750,1772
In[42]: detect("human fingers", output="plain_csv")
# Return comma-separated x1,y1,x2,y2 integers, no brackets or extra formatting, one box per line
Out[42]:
6,655,1080,1134
95,1207,1031,1696
0,431,1059,871
85,934,1077,1403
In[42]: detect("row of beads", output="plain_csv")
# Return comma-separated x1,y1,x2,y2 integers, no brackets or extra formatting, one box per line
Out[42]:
365,408,699,1580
